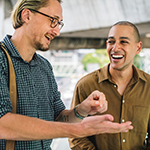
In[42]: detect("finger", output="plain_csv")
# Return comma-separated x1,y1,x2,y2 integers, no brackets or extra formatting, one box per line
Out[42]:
88,99,99,107
98,100,108,110
90,103,107,113
89,91,106,106
96,93,106,107
124,121,133,130
90,98,107,109
111,121,133,132
85,114,114,123
98,114,114,122
88,101,107,115
99,95,107,107
99,121,133,134
95,104,108,113
92,91,104,100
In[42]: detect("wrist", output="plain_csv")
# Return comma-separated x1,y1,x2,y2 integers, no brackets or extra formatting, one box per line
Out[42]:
74,104,87,120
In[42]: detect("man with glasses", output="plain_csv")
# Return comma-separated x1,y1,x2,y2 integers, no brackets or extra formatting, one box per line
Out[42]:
0,0,133,150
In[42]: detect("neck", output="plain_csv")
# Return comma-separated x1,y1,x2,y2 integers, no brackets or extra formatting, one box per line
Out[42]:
109,65,133,85
109,65,133,95
10,29,36,62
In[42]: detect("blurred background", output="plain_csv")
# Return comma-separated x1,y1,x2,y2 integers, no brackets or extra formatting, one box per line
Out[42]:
1,0,150,149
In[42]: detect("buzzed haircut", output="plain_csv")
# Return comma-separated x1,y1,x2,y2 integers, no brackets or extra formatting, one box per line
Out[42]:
112,21,140,43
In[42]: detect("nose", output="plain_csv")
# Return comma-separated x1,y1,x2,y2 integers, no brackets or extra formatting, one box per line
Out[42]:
53,25,60,36
112,42,121,51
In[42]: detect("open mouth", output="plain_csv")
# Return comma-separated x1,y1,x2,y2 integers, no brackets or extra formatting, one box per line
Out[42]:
111,54,124,59
45,35,52,41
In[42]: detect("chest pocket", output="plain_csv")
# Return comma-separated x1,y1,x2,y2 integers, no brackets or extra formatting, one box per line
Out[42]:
132,106,150,133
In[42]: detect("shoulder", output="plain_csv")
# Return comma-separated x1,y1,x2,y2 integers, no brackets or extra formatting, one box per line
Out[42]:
0,47,9,79
36,53,53,69
136,67,150,82
139,69,150,79
0,46,8,68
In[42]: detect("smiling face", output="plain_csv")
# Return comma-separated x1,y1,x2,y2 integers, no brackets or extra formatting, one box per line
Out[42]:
26,0,63,51
106,24,142,72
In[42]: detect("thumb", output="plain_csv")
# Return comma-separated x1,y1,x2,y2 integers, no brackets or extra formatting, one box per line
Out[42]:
90,100,100,107
102,114,114,122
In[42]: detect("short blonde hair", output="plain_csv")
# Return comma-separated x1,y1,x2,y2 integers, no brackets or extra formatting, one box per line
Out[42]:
11,0,62,29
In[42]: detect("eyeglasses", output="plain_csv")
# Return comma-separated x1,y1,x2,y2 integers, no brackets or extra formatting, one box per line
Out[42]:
29,9,64,30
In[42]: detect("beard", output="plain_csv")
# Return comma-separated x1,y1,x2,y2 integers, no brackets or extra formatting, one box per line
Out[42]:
33,35,50,51
35,42,50,51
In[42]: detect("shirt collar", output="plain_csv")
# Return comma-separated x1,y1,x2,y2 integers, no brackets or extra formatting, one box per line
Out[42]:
2,35,20,58
97,64,147,84
98,64,110,83
2,35,40,66
132,65,147,83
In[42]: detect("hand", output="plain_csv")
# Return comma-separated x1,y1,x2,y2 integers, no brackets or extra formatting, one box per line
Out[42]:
77,90,108,116
77,114,133,137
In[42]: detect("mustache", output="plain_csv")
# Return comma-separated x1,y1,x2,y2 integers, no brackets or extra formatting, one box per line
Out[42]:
110,51,125,55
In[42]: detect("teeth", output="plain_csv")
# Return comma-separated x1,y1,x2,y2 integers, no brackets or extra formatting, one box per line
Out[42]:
45,35,51,41
112,55,123,59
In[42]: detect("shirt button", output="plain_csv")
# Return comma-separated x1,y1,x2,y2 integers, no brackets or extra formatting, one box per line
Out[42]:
122,100,125,103
122,119,125,122
114,85,117,88
123,139,125,142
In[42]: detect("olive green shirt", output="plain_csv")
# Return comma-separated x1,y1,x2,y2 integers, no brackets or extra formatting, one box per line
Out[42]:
69,64,150,150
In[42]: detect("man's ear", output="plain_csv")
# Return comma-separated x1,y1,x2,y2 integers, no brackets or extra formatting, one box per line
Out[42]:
136,41,142,54
21,9,31,23
106,40,108,47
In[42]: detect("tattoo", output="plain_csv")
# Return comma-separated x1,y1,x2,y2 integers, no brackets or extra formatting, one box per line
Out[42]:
59,115,69,122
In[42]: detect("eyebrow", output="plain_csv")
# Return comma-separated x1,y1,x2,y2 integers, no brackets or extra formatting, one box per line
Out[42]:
53,15,63,21
107,36,131,41
30,9,63,22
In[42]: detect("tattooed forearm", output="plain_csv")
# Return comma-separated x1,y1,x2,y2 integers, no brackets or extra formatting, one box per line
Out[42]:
59,115,69,122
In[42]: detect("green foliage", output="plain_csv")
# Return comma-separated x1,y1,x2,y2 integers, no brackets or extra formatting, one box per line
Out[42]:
82,49,109,71
82,49,144,71
133,54,144,69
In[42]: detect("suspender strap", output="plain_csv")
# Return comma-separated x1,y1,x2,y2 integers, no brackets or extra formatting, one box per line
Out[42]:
5,140,15,150
0,42,17,150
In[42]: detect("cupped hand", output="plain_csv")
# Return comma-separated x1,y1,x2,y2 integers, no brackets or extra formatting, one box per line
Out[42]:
79,114,133,137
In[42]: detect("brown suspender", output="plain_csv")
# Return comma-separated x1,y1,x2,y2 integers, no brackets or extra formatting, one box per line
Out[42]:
0,42,17,150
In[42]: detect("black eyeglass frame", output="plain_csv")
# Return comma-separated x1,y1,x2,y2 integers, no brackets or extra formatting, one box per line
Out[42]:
29,9,64,30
